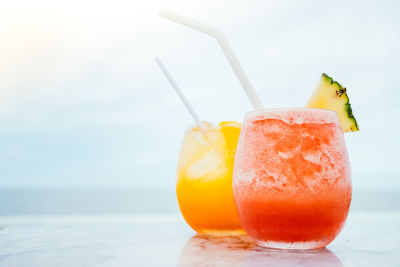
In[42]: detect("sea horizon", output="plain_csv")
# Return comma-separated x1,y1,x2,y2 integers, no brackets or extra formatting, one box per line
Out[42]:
0,187,399,216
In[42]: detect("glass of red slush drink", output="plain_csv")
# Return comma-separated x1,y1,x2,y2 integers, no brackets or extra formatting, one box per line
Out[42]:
232,108,352,250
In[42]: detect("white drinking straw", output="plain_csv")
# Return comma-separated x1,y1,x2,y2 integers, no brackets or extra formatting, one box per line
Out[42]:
155,57,205,128
159,8,264,111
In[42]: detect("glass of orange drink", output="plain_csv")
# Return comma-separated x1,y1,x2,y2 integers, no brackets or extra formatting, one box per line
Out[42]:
176,121,244,235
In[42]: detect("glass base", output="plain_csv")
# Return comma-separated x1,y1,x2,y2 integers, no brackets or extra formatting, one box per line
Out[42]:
256,240,327,250
197,228,246,237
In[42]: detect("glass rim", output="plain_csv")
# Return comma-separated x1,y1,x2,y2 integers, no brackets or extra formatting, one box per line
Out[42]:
185,121,241,130
245,107,337,116
243,107,340,125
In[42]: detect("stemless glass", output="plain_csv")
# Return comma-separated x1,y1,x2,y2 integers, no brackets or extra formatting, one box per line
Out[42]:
176,121,244,236
233,108,352,249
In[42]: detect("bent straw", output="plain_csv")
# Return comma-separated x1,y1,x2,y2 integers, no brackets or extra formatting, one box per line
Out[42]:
159,8,264,110
155,57,205,128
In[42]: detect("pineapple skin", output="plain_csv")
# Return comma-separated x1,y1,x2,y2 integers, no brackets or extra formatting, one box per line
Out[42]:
307,73,359,133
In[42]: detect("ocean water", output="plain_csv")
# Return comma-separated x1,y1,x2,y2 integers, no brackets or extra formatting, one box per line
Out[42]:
0,188,179,215
0,188,399,215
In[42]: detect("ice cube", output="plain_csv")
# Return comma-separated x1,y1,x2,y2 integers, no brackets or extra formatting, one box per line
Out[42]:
186,149,227,180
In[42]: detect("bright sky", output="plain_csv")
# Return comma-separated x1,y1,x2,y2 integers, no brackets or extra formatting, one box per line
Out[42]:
0,0,399,189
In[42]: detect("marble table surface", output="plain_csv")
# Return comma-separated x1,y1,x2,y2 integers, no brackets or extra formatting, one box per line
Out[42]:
0,212,399,267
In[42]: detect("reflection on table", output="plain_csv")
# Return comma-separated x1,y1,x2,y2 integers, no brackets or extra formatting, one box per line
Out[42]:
178,234,343,267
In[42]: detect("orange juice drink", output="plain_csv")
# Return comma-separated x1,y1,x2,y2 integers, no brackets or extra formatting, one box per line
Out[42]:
177,122,244,235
